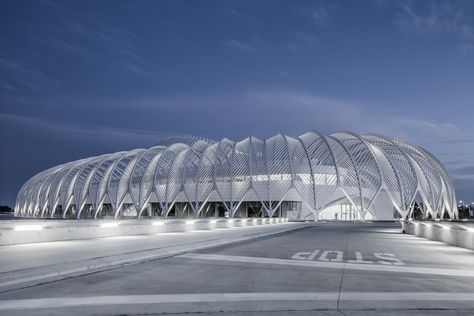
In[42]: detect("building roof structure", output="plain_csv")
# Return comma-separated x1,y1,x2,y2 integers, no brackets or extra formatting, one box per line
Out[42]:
14,131,457,220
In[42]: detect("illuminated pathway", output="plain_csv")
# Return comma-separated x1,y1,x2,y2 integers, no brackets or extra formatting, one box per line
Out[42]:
1,222,474,315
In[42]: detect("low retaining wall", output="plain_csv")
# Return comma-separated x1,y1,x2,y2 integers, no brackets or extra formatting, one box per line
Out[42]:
402,220,474,250
0,218,287,246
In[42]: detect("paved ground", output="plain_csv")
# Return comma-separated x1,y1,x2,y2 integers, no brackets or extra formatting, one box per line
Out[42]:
0,222,297,273
0,222,473,315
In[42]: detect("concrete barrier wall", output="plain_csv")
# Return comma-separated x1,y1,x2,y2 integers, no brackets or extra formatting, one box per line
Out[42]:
0,218,288,246
402,220,474,250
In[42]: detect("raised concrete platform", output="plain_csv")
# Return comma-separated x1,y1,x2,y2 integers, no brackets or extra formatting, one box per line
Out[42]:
0,221,302,292
1,222,474,315
402,220,474,250
0,217,286,246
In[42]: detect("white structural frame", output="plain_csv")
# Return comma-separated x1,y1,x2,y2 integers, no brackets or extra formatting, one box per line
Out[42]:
14,132,458,220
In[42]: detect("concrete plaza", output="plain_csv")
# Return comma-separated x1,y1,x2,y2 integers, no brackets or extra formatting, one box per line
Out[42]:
0,222,473,315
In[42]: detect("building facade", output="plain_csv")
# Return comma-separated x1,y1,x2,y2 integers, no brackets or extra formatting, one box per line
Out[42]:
15,131,457,221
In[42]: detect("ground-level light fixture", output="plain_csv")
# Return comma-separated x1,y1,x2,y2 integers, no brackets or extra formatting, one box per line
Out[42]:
100,222,119,228
14,225,43,231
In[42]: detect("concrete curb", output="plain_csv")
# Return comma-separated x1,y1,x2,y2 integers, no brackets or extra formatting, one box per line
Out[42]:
0,223,308,292
402,220,474,250
0,218,287,246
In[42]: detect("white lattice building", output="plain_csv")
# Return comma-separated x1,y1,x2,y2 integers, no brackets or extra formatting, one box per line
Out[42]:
14,131,457,221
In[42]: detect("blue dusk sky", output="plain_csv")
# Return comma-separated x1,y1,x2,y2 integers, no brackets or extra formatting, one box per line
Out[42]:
1,0,474,206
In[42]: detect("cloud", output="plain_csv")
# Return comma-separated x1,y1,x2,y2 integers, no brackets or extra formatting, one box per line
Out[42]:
0,112,172,206
293,4,331,27
311,7,330,26
221,39,257,53
438,137,474,144
223,7,260,27
373,0,474,54
0,57,60,93
2,90,474,204
451,166,474,177
288,2,335,52
384,0,474,54
396,1,472,36
4,90,472,144
0,111,176,169
0,0,161,97
0,112,170,143
38,1,156,76
288,33,321,53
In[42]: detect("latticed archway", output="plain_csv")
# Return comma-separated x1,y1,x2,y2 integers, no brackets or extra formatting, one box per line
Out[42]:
15,132,457,220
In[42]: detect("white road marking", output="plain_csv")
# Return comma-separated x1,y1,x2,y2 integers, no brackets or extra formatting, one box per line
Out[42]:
348,251,373,264
291,250,405,266
179,253,474,277
319,250,343,262
307,249,320,261
1,292,474,310
291,251,311,260
373,252,405,266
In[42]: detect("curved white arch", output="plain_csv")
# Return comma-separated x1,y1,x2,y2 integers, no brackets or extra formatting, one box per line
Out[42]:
15,131,457,220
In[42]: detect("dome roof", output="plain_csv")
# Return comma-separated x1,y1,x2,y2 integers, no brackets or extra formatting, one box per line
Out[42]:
15,131,457,220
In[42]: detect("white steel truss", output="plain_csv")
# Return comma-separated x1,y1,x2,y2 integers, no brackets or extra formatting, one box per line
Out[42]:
14,133,458,220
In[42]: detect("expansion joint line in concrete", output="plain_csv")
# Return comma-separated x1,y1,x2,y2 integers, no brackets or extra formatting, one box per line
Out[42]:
336,228,350,310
